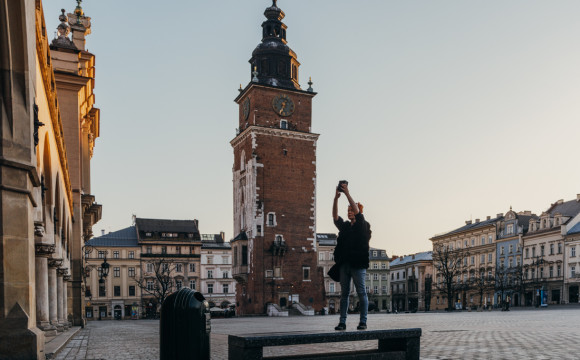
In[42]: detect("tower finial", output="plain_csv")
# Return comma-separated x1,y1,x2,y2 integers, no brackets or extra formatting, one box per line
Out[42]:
307,77,313,92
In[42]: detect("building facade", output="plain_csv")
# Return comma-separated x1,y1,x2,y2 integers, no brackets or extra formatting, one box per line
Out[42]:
430,216,500,310
201,233,235,309
494,208,535,307
136,218,202,316
84,228,141,320
317,233,342,313
366,248,391,312
523,197,580,306
390,251,432,312
230,1,324,315
0,1,102,357
564,209,580,303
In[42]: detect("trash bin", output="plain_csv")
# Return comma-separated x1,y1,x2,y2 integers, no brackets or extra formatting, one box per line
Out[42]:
160,288,210,360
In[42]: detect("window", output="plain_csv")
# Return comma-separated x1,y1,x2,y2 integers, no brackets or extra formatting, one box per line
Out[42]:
222,256,229,264
329,283,335,292
506,224,514,235
509,259,513,268
176,280,182,290
114,267,120,277
532,247,536,257
267,213,275,226
463,258,468,266
129,267,135,277
280,119,288,129
540,267,544,278
374,285,378,294
161,263,169,272
147,263,153,273
242,246,248,266
303,267,310,280
265,270,273,278
207,284,214,293
541,245,545,256
113,286,121,297
464,240,468,247
129,251,135,259
176,246,181,254
392,273,394,280
381,263,386,269
223,271,229,279
85,250,91,259
145,232,152,237
488,253,493,262
525,248,529,258
161,246,167,254
146,246,152,254
176,264,183,273
190,246,195,254
274,267,281,277
550,266,554,278
403,271,406,278
501,247,504,255
572,267,576,278
471,256,475,265
129,285,135,296
373,251,378,257
98,251,105,259
481,254,485,263
99,285,105,297
366,286,370,293
207,270,213,279
550,244,554,255
572,247,577,257
189,280,196,290
113,251,119,259
223,284,229,294
189,263,195,273
373,263,378,269
481,236,485,245
373,273,379,280
471,238,475,246
381,274,387,280
558,265,561,277
488,235,493,244
207,256,213,264
531,269,536,279
319,252,325,261
257,225,262,234
382,286,387,294
509,245,513,253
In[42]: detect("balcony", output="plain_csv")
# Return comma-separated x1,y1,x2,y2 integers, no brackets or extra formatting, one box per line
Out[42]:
232,265,248,283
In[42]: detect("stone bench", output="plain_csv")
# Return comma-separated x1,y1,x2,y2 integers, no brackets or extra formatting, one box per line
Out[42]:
228,328,421,360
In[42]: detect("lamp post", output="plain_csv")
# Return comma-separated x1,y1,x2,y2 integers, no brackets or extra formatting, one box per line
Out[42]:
98,256,110,320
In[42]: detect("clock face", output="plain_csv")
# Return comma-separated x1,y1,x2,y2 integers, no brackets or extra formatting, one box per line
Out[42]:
272,94,295,117
242,98,250,120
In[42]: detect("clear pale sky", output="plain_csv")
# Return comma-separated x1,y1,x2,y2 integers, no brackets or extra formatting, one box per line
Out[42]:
44,0,580,256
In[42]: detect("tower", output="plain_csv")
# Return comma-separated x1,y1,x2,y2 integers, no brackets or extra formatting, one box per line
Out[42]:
230,1,324,315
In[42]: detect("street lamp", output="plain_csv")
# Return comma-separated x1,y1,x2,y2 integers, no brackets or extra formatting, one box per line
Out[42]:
98,256,110,320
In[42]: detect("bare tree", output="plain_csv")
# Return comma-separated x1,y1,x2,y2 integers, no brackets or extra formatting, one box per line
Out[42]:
432,243,470,311
471,270,494,309
495,265,517,309
512,265,528,306
135,258,177,308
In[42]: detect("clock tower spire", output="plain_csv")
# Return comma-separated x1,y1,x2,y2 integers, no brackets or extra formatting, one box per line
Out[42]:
231,1,324,315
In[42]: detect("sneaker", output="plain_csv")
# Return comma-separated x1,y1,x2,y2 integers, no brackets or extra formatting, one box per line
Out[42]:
334,323,346,331
357,322,367,330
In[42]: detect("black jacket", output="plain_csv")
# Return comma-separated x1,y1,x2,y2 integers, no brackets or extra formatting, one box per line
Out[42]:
333,213,371,269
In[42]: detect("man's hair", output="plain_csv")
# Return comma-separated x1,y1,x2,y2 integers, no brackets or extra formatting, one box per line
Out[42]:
348,202,364,213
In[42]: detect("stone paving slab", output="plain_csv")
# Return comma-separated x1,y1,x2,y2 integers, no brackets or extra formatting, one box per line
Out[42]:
53,308,580,359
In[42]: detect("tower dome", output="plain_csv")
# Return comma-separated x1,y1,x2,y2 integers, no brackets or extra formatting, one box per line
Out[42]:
249,1,301,90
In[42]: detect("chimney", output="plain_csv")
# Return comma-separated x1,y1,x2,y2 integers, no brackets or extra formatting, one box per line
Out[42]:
218,232,225,243
412,254,415,260
497,213,504,218
193,219,199,229
557,199,564,205
465,220,472,225
475,219,480,223
101,229,105,236
486,216,491,220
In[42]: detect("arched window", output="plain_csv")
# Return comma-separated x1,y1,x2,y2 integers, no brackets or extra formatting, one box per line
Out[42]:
240,150,246,171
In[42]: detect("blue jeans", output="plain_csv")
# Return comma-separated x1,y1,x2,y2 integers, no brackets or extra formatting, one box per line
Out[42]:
339,263,368,324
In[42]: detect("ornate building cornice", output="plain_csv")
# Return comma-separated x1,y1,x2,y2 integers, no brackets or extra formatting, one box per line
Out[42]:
35,4,73,213
230,125,319,148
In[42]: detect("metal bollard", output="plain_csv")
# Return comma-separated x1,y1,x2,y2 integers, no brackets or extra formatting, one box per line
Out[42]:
160,288,211,360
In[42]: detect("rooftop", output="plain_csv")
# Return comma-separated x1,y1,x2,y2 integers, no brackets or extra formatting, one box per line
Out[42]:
86,226,138,247
390,251,433,266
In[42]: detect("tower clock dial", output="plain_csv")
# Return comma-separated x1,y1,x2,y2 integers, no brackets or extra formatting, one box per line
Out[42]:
242,98,250,120
272,94,295,116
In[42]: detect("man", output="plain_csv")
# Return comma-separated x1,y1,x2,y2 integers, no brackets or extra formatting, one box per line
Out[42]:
332,182,371,330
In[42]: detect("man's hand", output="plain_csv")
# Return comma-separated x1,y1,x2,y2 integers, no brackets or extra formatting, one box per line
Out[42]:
341,183,350,196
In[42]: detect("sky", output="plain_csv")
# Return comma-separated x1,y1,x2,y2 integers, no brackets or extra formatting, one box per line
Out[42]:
43,0,580,256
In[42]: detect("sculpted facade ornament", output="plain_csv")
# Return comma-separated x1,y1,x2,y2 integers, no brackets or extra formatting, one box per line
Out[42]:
35,243,55,257
48,259,63,268
51,9,76,49
34,223,46,237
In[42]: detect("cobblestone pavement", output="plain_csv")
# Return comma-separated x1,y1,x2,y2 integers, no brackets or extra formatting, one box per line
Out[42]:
54,308,580,359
